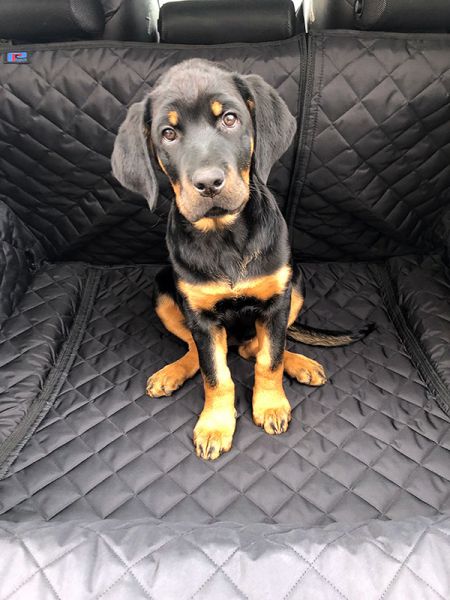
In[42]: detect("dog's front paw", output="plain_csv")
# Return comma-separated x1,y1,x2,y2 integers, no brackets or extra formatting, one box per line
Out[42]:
253,396,291,435
193,410,236,460
284,352,327,386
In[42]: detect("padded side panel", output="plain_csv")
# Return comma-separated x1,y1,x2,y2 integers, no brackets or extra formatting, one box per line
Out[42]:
0,264,87,466
0,515,449,599
0,203,44,321
290,32,450,261
1,262,449,526
388,255,450,390
0,39,302,263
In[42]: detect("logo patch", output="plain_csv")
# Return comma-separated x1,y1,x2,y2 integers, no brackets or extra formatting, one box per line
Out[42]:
5,51,29,64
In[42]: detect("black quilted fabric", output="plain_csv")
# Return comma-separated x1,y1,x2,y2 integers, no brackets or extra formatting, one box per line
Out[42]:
1,261,449,526
0,31,450,598
0,516,449,599
387,256,450,387
0,263,87,453
290,32,450,261
0,204,44,321
0,38,302,264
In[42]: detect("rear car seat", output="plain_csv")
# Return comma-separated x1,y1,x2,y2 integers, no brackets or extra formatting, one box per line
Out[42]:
0,0,159,42
0,0,449,597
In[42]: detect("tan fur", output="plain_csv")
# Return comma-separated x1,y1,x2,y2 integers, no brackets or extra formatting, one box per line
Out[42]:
175,171,249,224
179,264,292,312
193,327,236,460
157,156,169,176
288,287,304,326
147,295,199,397
283,351,327,386
287,329,355,346
193,213,239,232
241,167,250,186
211,100,223,117
252,321,291,434
239,287,327,388
167,110,179,126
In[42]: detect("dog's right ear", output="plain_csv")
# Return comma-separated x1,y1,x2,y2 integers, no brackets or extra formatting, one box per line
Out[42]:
111,97,159,211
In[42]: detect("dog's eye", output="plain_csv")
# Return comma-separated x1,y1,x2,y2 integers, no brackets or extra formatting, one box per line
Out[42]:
222,112,238,128
162,128,177,142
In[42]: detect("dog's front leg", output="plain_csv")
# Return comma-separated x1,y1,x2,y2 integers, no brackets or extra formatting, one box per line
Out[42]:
253,291,292,434
190,319,236,460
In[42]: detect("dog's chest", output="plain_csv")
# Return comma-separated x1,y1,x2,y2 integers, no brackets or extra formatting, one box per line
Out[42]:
178,265,291,312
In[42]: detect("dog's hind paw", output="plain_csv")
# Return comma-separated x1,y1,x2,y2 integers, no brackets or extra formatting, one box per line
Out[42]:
146,351,199,398
284,352,327,386
146,365,186,397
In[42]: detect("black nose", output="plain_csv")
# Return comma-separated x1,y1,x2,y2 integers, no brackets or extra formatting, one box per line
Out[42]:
192,168,225,197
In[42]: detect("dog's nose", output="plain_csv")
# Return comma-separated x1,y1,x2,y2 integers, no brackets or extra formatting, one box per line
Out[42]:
192,168,225,197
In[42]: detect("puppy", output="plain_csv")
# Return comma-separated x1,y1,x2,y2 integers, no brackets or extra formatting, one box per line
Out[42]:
112,59,370,460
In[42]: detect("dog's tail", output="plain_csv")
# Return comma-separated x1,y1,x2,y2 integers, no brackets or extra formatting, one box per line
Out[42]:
287,322,375,347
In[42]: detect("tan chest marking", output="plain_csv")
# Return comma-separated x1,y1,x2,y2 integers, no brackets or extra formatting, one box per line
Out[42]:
178,265,292,312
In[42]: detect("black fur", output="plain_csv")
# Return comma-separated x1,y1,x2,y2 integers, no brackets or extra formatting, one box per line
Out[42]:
113,58,372,389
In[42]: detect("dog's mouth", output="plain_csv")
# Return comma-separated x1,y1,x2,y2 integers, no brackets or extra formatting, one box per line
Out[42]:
203,206,232,218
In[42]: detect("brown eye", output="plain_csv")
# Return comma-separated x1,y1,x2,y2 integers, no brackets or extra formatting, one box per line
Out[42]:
222,112,238,128
162,127,177,141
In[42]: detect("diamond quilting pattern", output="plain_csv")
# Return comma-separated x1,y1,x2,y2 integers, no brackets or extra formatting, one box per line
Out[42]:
0,263,86,450
1,261,449,526
292,33,450,261
388,255,450,389
0,515,449,599
0,39,301,264
1,31,450,596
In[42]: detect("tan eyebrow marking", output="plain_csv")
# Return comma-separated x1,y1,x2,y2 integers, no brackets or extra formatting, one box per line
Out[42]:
211,100,223,117
168,111,179,126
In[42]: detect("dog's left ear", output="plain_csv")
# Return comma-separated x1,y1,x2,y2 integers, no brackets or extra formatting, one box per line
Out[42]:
233,73,297,184
111,97,159,210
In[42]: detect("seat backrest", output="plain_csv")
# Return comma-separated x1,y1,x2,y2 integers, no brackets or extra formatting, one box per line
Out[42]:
309,0,450,33
159,0,297,44
0,38,301,263
0,4,449,265
0,0,158,43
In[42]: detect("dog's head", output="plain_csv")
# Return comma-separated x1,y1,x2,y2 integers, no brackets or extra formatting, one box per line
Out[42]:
112,59,296,228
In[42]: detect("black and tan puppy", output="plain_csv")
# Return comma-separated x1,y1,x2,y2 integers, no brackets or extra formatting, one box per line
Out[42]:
112,59,370,460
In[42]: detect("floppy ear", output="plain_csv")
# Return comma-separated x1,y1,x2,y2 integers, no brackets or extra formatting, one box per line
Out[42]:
111,97,159,210
234,73,297,183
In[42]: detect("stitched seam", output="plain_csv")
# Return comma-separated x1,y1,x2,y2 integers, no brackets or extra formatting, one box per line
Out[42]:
187,541,248,600
379,526,431,599
373,264,450,413
1,538,88,600
0,268,101,478
285,35,306,227
5,532,63,600
286,33,322,236
282,524,364,600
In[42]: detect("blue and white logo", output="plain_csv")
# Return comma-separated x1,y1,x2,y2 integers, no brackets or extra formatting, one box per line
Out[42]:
5,52,29,64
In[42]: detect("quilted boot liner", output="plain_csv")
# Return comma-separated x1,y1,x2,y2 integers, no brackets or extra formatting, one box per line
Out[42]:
0,258,449,526
0,30,449,597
